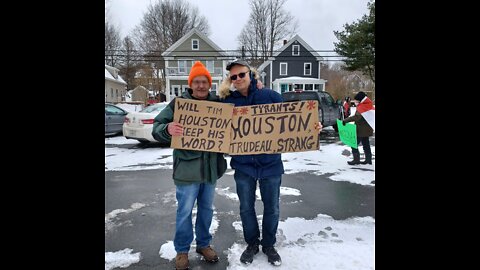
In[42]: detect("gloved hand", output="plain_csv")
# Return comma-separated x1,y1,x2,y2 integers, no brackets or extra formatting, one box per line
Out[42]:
342,120,346,126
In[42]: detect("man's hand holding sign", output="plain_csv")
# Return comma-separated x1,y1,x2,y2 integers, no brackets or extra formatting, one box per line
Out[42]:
171,99,321,155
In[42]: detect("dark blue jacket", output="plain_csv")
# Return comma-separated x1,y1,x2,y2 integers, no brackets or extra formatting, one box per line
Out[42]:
222,77,284,179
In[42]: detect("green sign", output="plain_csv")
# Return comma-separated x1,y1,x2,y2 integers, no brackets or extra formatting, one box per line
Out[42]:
337,119,357,149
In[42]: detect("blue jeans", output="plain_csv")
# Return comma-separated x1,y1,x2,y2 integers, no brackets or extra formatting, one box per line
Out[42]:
234,170,281,247
174,183,216,253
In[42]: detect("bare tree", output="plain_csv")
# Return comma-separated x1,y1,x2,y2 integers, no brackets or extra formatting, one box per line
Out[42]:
321,62,374,100
320,62,348,100
238,0,298,66
237,33,258,67
267,0,298,55
105,21,122,67
131,0,210,94
238,0,266,65
132,0,210,54
118,36,142,90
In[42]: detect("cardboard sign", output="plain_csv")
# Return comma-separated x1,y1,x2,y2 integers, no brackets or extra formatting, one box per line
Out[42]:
229,101,319,155
337,119,357,149
171,99,234,153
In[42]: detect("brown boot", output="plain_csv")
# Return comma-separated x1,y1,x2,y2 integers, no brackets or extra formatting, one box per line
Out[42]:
196,245,219,263
175,253,189,270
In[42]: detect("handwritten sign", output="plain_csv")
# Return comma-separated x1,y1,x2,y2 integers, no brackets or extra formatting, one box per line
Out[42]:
171,99,234,153
337,119,357,149
229,101,319,155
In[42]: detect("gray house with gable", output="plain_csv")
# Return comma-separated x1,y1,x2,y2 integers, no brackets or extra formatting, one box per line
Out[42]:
162,28,235,102
258,35,326,94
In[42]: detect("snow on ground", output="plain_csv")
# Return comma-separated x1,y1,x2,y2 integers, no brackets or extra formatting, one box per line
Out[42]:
216,186,301,202
156,213,374,270
282,143,375,186
105,248,141,270
105,146,173,171
105,137,374,186
105,203,146,232
105,136,139,145
225,214,374,270
216,187,240,201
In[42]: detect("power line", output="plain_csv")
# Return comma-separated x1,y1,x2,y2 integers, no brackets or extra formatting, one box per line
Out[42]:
105,49,339,53
103,58,363,61
104,56,367,63
105,49,373,64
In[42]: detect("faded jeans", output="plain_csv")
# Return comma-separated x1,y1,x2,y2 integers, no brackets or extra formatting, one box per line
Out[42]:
174,182,216,253
234,170,281,247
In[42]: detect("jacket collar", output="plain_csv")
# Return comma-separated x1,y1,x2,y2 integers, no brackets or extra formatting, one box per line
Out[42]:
182,88,218,101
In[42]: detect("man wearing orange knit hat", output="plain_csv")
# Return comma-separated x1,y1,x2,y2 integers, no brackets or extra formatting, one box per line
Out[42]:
152,61,226,270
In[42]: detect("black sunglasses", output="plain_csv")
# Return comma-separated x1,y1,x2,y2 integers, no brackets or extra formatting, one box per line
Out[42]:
230,71,249,81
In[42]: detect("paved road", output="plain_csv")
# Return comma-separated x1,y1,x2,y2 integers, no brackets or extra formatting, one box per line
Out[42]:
105,167,374,269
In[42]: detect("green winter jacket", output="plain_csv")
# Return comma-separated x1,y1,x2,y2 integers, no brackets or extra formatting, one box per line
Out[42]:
151,89,227,186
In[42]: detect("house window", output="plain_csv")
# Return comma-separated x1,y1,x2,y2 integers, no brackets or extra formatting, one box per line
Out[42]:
206,61,214,73
315,84,323,91
192,39,199,50
305,84,313,90
294,84,303,91
210,83,218,95
304,63,312,75
172,85,180,96
280,63,288,76
280,84,288,93
178,60,187,74
110,88,113,97
116,89,118,99
292,45,300,56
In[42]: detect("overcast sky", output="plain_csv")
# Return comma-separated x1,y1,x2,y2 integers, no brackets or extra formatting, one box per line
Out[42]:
107,0,370,58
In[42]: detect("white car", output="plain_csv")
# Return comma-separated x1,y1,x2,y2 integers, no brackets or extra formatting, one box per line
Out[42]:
123,102,168,143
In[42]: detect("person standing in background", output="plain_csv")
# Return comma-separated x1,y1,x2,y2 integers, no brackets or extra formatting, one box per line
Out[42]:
342,91,375,165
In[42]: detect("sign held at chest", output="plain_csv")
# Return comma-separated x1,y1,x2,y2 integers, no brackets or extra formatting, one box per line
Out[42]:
171,99,319,155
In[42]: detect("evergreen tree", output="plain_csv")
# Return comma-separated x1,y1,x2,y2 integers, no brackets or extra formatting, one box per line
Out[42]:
334,1,375,83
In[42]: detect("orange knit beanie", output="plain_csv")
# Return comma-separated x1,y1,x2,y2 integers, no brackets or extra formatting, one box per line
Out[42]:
188,61,212,87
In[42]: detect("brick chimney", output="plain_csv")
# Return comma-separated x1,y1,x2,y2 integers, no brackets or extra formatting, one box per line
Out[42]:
283,39,287,45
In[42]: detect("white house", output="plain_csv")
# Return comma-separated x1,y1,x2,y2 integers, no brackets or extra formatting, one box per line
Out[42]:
105,64,127,103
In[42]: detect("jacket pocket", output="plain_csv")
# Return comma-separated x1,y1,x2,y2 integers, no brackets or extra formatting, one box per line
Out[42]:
173,150,203,181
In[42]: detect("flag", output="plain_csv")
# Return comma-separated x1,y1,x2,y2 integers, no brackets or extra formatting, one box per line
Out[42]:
356,97,375,130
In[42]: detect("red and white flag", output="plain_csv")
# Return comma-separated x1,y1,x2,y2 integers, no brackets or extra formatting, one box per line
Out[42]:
356,97,375,131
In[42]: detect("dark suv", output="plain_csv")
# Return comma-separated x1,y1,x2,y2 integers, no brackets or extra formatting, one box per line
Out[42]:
281,91,344,131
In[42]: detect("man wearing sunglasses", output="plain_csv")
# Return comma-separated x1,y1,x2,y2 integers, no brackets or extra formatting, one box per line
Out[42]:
218,59,284,266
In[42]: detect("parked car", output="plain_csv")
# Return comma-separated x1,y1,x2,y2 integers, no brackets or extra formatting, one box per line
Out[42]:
105,103,128,136
123,102,169,143
281,90,344,131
